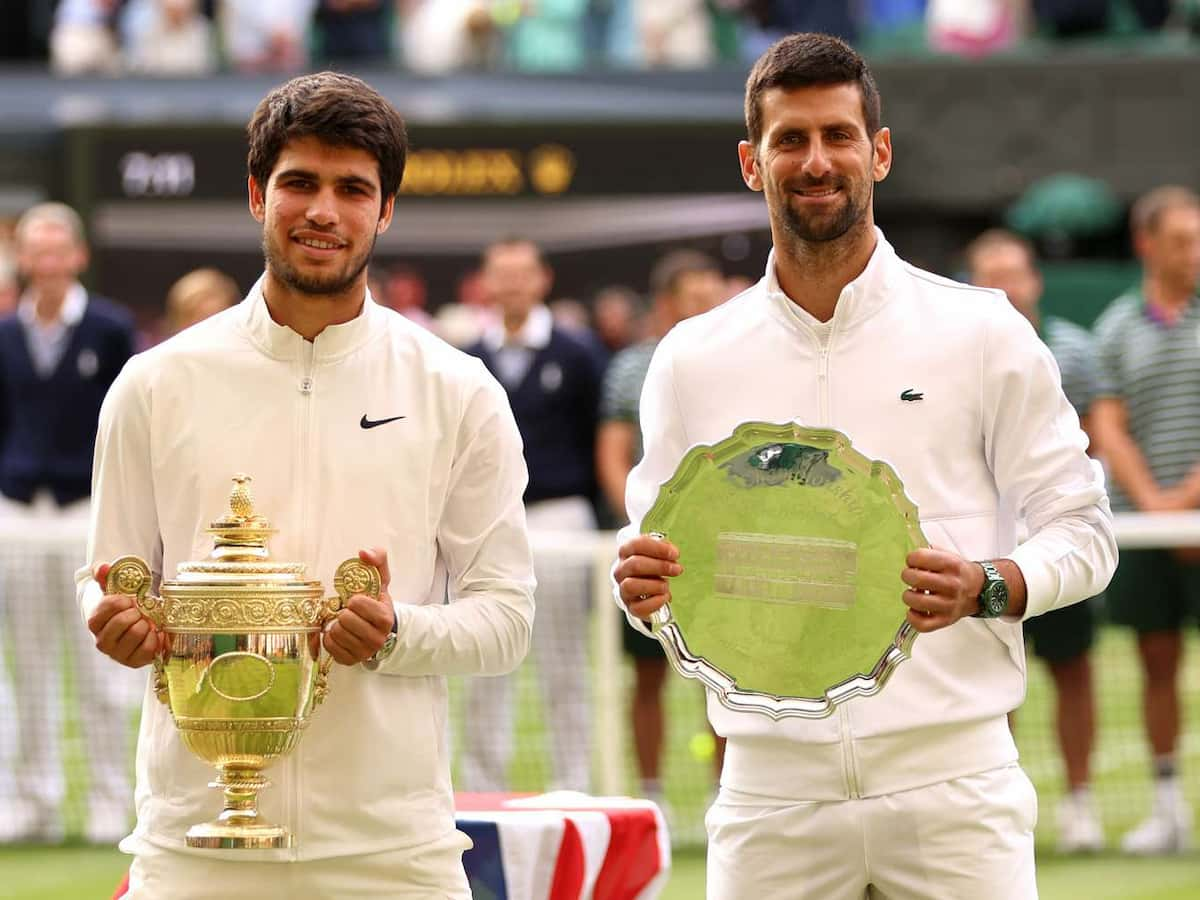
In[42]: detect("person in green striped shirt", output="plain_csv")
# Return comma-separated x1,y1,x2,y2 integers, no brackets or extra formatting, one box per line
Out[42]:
1092,185,1200,855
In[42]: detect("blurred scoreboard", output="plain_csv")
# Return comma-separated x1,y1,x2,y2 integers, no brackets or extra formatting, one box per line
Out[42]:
61,121,776,312
67,122,748,204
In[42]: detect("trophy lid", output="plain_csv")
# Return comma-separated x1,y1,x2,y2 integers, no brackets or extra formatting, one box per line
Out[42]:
169,475,319,589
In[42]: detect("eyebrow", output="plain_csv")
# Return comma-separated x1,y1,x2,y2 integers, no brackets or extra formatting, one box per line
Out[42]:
274,168,378,192
775,121,862,135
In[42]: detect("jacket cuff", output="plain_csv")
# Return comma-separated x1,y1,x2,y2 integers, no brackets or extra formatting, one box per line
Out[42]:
1005,546,1053,621
79,577,104,627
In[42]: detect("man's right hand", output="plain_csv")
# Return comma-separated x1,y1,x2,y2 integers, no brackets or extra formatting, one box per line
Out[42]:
614,534,683,621
86,561,163,669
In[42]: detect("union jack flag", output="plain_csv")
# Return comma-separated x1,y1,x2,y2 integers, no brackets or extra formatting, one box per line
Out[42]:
112,792,671,899
456,792,671,900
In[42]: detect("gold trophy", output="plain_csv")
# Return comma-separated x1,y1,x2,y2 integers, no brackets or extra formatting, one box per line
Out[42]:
106,474,381,849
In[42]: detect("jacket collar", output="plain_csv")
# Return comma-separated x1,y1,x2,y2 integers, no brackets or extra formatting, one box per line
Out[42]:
762,227,897,333
481,304,553,353
242,273,383,360
17,282,87,329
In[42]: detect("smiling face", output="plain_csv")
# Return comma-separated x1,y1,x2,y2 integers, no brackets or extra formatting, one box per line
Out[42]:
249,135,394,312
16,219,88,294
739,83,891,248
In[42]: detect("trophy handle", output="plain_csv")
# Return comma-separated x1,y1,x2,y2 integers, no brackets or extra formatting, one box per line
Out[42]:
106,555,170,705
332,558,382,604
313,558,384,706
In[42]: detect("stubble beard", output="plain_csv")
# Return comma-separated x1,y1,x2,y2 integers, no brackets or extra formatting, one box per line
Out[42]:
263,230,377,298
778,177,871,245
769,145,877,248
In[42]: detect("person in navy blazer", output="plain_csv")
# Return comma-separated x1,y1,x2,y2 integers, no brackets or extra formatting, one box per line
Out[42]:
0,202,138,845
460,237,603,796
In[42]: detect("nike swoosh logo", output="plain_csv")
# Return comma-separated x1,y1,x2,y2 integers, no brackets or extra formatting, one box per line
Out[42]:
360,415,406,429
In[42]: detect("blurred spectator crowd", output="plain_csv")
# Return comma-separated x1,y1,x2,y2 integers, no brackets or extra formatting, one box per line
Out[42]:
2,1,1199,77
3,184,1199,850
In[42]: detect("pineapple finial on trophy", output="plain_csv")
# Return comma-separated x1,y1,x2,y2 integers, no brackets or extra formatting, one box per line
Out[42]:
209,474,276,557
229,473,254,519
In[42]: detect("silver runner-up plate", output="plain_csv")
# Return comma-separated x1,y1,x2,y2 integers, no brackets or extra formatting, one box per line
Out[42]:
642,422,928,720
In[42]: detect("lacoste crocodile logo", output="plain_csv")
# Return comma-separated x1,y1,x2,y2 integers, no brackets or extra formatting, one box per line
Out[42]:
360,415,406,429
900,389,924,402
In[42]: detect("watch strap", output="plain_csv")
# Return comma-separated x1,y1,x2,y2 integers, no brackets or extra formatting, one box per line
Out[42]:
972,560,1007,619
362,608,399,671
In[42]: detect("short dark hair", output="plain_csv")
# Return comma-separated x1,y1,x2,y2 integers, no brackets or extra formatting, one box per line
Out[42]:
744,33,881,147
650,249,720,297
247,72,408,208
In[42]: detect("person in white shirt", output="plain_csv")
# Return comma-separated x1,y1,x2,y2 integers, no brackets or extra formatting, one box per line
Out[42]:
613,33,1115,899
79,72,535,898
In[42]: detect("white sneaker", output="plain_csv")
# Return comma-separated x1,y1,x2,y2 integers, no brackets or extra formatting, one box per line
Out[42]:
1057,792,1104,853
1121,797,1193,855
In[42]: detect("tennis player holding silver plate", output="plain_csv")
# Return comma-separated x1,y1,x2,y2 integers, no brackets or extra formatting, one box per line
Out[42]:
613,33,1115,900
640,421,926,720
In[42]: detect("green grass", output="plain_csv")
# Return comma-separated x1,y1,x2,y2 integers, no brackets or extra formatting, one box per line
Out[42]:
1036,855,1200,900
1014,629,1200,845
0,845,130,900
5,628,1198,896
5,844,1197,900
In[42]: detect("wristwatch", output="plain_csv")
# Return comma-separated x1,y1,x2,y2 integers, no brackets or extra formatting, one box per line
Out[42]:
362,609,399,671
972,561,1009,619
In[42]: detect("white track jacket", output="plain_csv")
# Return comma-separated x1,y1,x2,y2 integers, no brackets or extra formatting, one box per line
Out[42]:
620,231,1116,802
78,281,535,860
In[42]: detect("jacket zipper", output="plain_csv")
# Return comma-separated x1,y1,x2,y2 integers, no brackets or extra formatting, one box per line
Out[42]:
826,313,857,798
816,316,837,425
291,336,316,858
838,705,861,798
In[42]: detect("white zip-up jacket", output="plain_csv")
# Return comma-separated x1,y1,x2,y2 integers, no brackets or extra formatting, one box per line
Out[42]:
77,280,535,860
620,232,1116,801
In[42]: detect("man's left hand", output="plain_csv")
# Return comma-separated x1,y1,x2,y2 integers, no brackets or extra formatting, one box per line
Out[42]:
900,547,985,633
323,547,395,665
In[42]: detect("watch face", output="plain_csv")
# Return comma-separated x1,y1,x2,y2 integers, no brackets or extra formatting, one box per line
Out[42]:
982,582,1008,617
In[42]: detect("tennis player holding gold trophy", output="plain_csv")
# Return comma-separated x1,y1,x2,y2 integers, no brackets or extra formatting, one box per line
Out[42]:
106,474,381,850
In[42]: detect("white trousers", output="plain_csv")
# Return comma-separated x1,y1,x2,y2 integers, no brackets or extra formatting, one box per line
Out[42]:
705,765,1039,900
0,493,139,827
461,495,594,793
125,830,473,899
